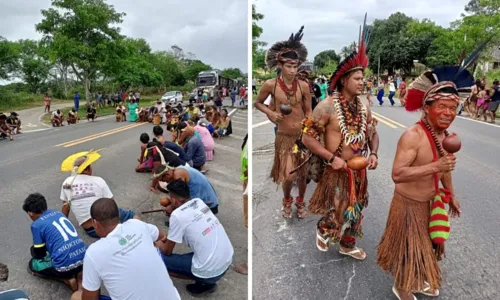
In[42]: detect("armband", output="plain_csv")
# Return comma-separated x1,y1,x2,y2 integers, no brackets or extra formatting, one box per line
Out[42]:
301,118,324,140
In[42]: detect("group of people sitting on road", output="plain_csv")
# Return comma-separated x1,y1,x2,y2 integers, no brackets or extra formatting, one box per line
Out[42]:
0,112,21,141
51,103,98,127
19,144,235,299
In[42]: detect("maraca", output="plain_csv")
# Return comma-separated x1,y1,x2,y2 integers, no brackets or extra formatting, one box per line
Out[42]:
347,156,369,170
442,133,461,153
280,103,292,115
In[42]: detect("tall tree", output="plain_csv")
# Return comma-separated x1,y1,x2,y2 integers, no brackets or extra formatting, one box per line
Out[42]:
253,49,266,71
16,40,52,93
36,0,125,104
252,4,267,56
221,68,243,79
184,60,212,82
313,50,340,69
0,37,19,80
150,51,186,89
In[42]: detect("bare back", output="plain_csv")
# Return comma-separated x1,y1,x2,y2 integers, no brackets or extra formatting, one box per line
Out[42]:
394,124,445,201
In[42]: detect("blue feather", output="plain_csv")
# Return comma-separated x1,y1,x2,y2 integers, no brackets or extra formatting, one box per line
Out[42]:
458,35,493,74
433,65,474,89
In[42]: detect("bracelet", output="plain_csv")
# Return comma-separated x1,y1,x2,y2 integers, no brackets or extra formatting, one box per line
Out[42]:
328,155,335,164
369,153,378,159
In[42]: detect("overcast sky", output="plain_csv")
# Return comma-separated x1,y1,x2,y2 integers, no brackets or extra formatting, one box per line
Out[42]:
254,0,470,61
0,0,248,72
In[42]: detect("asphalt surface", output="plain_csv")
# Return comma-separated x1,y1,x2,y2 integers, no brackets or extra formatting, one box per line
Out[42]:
0,104,249,299
252,96,500,300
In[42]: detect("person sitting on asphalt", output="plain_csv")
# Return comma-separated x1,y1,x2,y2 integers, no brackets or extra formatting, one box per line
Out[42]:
153,162,219,214
23,193,86,293
195,118,215,161
76,198,180,300
152,125,189,164
187,103,199,119
86,103,97,122
60,156,138,238
157,180,233,297
177,122,206,171
51,109,64,127
0,114,14,140
6,112,22,134
67,108,79,125
115,102,126,122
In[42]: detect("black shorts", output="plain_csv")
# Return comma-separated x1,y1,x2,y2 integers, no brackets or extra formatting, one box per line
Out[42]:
28,259,82,280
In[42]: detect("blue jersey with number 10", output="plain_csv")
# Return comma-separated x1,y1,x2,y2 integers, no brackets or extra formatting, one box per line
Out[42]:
31,210,86,270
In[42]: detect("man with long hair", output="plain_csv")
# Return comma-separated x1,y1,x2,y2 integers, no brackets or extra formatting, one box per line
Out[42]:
301,14,379,260
254,26,312,219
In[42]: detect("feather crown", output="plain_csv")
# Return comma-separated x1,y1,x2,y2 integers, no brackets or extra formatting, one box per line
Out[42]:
265,26,307,70
330,13,370,90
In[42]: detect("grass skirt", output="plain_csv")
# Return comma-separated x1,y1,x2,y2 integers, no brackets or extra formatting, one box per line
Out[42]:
270,131,308,184
377,191,441,292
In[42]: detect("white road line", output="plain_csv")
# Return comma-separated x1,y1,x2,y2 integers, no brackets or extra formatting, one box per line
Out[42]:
22,128,53,133
228,134,245,140
456,115,500,128
228,108,238,116
215,143,241,155
252,120,272,128
231,125,247,131
231,120,247,125
231,115,247,121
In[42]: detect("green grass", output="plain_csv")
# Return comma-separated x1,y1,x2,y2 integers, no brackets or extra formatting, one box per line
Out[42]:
42,106,117,124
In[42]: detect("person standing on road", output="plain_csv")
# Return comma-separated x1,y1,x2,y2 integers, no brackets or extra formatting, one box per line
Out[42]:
254,26,312,220
78,198,180,300
487,80,500,123
388,80,396,106
60,155,138,238
73,92,80,112
252,78,257,94
377,66,465,300
376,80,385,106
318,78,328,100
44,93,51,113
157,179,233,297
398,77,407,107
302,16,379,259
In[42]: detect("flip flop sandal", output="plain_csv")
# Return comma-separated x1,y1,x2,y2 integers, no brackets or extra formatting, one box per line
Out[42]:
412,281,439,297
338,246,367,260
281,198,293,219
392,285,417,300
316,228,330,252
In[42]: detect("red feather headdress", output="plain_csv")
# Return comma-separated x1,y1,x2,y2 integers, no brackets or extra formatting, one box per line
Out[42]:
330,13,370,90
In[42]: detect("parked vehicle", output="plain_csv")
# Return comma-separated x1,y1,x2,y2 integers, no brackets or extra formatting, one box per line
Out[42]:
161,91,183,104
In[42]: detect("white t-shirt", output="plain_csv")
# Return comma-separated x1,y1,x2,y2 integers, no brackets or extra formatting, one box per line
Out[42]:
168,198,233,278
389,82,396,92
60,175,113,226
52,111,61,117
82,219,180,300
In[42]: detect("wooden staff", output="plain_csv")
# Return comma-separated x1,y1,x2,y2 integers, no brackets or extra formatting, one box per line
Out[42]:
141,208,165,214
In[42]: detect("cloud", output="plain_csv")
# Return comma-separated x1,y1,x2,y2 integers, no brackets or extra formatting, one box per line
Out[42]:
0,0,248,72
254,0,470,61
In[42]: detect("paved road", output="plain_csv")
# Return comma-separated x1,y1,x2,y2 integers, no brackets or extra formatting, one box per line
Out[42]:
252,96,500,300
0,107,248,299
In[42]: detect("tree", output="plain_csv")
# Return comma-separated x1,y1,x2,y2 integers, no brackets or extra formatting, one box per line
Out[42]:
367,13,415,75
253,49,266,71
252,4,267,57
150,51,186,88
0,37,19,80
36,0,126,104
16,40,52,93
104,38,162,90
319,61,338,76
184,60,211,82
221,68,243,79
314,50,340,69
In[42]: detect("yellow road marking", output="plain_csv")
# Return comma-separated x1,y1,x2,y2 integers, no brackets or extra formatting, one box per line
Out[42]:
56,123,146,148
372,111,407,128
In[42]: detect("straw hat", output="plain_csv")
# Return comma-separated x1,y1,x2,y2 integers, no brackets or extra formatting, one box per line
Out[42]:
61,149,104,174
